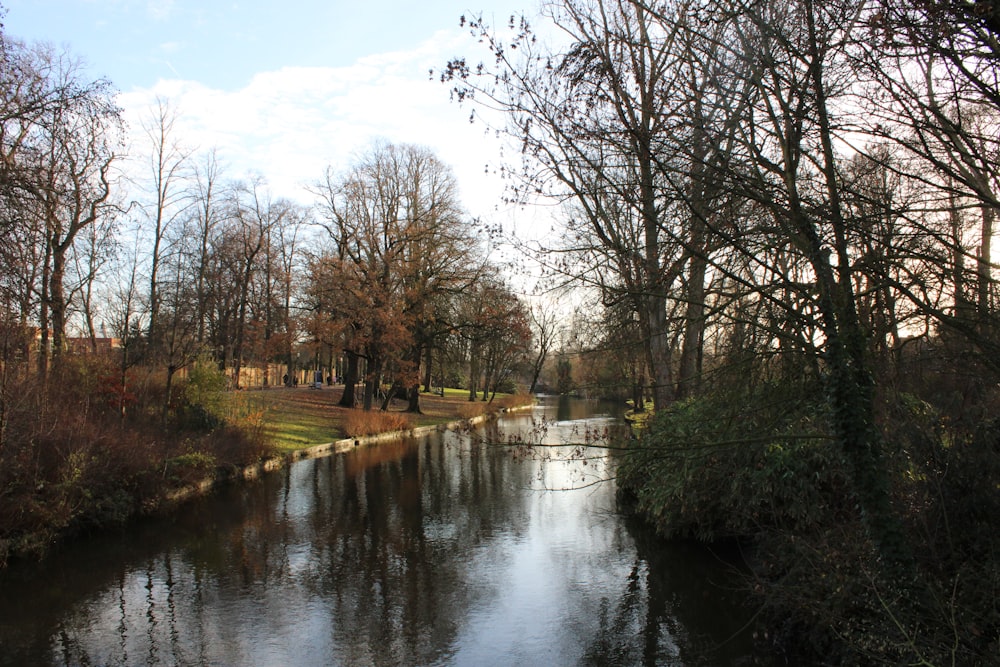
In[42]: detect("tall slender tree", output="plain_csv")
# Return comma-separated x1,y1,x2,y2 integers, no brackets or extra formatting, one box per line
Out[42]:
140,98,191,350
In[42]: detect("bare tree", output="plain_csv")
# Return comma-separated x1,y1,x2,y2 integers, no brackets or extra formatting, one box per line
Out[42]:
442,0,751,409
442,2,688,409
227,177,287,388
311,142,481,411
26,46,121,372
140,97,191,349
69,210,116,350
0,40,122,374
103,225,145,418
273,203,307,389
527,300,557,394
859,10,999,361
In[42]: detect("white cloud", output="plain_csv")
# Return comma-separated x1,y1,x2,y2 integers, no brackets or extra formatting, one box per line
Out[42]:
118,28,514,220
146,0,176,21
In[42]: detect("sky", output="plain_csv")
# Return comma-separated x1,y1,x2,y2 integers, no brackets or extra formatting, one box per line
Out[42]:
1,0,541,223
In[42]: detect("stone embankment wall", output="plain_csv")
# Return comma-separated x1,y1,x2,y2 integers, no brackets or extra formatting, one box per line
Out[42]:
164,406,533,506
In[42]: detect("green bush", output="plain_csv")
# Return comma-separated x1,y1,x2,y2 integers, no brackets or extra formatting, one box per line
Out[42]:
617,382,850,541
181,359,230,430
164,450,217,486
616,383,1000,663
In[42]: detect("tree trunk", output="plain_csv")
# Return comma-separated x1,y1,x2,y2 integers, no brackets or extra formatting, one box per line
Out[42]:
422,344,433,393
632,373,645,414
148,225,162,349
231,265,254,389
49,248,67,368
804,0,910,574
37,240,52,379
162,364,177,423
338,350,359,408
119,341,130,420
381,379,404,411
406,345,423,413
644,293,675,409
528,369,542,395
481,350,492,401
677,251,707,399
528,341,548,394
951,193,973,323
406,384,422,413
363,357,382,411
978,203,995,318
467,340,480,401
636,17,674,412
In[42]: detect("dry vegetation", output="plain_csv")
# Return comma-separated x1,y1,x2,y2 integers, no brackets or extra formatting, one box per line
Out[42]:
0,366,534,567
251,386,533,450
343,410,413,438
0,358,271,567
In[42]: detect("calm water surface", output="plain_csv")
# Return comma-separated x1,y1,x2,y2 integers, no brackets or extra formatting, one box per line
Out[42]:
0,397,762,666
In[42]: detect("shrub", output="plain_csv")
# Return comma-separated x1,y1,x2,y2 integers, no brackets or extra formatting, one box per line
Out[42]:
617,380,1000,663
0,368,163,566
0,358,275,567
617,381,847,541
457,401,488,419
163,450,217,487
496,391,535,410
181,359,230,430
343,409,412,437
207,422,271,467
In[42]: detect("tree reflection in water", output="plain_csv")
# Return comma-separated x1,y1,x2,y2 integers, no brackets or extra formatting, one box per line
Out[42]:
0,399,761,666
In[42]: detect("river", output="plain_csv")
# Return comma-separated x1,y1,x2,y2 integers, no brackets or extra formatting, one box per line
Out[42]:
0,396,764,666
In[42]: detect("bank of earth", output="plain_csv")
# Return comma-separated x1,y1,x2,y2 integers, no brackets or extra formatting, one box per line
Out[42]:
1,386,531,568
170,385,534,502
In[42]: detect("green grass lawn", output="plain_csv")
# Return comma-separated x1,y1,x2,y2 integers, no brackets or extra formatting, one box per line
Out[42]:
249,385,529,453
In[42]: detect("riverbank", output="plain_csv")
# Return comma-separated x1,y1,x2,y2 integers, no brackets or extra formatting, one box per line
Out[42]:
249,385,522,452
0,379,533,569
0,396,761,667
615,385,1000,664
164,388,535,505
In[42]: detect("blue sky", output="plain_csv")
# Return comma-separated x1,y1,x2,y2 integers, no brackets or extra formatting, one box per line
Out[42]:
4,1,524,91
1,0,536,216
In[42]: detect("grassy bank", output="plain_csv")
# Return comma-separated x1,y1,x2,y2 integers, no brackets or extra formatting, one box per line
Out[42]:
0,369,532,568
251,386,531,452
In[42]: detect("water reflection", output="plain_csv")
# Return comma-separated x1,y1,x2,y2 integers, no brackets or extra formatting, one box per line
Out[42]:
0,399,760,666
552,394,624,423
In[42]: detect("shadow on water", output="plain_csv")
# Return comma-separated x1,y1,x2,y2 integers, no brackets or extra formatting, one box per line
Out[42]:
582,516,764,667
0,399,770,666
